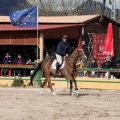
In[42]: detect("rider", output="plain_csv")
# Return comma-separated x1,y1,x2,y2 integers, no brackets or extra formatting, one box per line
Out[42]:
55,34,72,77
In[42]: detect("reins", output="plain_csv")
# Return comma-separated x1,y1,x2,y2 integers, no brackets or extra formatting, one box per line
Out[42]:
69,49,83,60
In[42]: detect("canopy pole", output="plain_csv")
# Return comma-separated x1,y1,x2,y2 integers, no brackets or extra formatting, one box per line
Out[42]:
39,33,44,61
37,5,39,61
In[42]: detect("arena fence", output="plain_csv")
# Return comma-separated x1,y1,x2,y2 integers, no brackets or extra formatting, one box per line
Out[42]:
0,64,120,88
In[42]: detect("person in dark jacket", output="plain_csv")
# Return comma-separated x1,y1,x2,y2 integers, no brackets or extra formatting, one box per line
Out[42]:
55,35,72,77
101,57,112,68
13,54,25,77
91,58,98,77
97,56,113,77
2,53,13,76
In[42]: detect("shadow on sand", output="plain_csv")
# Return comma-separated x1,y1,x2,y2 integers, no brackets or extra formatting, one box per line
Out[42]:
57,93,100,97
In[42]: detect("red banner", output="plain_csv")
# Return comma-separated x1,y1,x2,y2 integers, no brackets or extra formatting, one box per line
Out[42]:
103,23,114,56
92,33,106,67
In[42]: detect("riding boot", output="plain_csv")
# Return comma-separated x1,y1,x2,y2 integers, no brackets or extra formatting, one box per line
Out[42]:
54,63,61,78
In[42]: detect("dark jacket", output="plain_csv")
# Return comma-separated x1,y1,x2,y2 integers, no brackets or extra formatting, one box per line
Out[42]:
13,57,25,64
101,61,112,68
3,56,13,64
56,41,71,56
91,62,98,68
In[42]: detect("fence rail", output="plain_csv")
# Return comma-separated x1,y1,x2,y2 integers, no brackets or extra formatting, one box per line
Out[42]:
0,64,120,88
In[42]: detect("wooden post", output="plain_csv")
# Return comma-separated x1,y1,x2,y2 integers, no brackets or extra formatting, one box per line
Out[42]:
78,28,82,49
39,33,44,61
119,27,120,58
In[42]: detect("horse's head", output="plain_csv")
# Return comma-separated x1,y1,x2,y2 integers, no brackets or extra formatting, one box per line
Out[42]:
77,49,87,67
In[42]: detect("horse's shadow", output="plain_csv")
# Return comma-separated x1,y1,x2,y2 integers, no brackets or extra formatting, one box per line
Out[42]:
57,93,100,97
57,93,89,97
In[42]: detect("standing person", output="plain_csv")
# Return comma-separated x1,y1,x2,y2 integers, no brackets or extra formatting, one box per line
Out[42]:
55,35,72,77
13,54,25,77
2,53,13,76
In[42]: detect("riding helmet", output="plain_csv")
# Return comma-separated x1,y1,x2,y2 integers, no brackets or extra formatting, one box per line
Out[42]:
62,34,67,39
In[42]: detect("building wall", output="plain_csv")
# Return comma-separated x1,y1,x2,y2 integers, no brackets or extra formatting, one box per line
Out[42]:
82,23,120,58
0,31,39,45
43,28,80,39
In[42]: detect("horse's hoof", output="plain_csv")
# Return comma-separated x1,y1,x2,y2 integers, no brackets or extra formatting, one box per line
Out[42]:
75,91,79,97
71,93,74,96
75,90,79,94
40,88,43,95
28,82,33,86
52,91,57,96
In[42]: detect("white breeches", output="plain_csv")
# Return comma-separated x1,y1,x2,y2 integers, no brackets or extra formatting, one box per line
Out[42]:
56,54,62,65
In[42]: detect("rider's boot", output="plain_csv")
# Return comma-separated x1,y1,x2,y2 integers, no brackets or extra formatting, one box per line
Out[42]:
54,63,61,78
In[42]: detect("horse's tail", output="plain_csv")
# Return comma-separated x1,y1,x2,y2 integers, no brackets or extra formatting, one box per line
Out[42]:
29,61,43,86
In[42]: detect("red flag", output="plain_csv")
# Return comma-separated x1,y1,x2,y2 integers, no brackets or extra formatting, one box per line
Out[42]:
78,38,83,50
103,23,114,56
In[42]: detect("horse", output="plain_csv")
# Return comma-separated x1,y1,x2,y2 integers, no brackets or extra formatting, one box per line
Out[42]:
29,47,87,95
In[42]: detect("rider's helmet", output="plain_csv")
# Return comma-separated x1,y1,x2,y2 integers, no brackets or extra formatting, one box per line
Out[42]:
62,34,67,39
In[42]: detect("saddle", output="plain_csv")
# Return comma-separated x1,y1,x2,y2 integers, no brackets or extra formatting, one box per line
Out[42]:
51,59,65,70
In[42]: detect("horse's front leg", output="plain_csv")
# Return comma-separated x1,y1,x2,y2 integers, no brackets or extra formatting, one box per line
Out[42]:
73,79,79,94
70,81,73,95
67,75,78,96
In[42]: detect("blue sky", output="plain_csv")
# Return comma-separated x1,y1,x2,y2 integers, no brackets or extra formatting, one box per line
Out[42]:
95,0,120,9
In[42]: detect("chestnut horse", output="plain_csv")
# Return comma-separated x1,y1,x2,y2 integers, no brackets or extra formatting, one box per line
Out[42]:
29,48,87,95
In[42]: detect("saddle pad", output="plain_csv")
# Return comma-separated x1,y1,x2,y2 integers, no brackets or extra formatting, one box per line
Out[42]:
52,60,65,70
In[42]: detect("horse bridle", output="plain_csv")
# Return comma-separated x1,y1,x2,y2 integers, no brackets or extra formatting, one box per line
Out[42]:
69,49,86,61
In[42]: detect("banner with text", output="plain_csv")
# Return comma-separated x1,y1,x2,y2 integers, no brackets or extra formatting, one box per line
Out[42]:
92,33,107,67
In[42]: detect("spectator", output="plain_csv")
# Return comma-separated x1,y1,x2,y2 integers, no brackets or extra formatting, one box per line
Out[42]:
101,56,112,68
2,53,13,76
44,52,50,60
91,58,98,77
84,58,92,77
13,54,25,77
24,53,29,62
97,56,113,77
112,58,120,78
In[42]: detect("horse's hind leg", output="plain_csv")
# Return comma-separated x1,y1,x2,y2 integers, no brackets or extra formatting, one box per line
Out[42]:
47,76,56,95
40,78,47,88
40,78,47,95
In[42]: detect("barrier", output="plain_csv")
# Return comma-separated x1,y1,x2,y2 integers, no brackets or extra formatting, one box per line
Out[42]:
35,68,120,90
0,65,120,89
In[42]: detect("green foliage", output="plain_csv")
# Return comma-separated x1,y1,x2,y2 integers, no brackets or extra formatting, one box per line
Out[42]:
11,80,25,87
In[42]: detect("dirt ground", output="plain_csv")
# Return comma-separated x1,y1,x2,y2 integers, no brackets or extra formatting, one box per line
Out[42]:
0,88,120,120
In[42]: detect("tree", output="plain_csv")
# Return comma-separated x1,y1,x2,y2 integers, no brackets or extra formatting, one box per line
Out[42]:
38,0,85,16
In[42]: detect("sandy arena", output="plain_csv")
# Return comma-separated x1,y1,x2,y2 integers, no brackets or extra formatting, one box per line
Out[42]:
0,87,120,120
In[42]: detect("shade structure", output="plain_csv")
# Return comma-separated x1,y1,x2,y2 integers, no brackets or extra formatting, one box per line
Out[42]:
103,23,114,56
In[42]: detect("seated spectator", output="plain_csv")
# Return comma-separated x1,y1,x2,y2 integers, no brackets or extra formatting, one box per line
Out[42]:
44,52,50,60
13,54,25,77
84,58,92,77
97,56,113,77
113,58,120,78
2,53,13,76
91,58,98,77
24,53,29,62
26,59,31,64
101,56,112,68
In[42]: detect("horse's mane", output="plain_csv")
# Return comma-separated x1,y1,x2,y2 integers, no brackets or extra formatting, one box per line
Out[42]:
69,47,76,55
